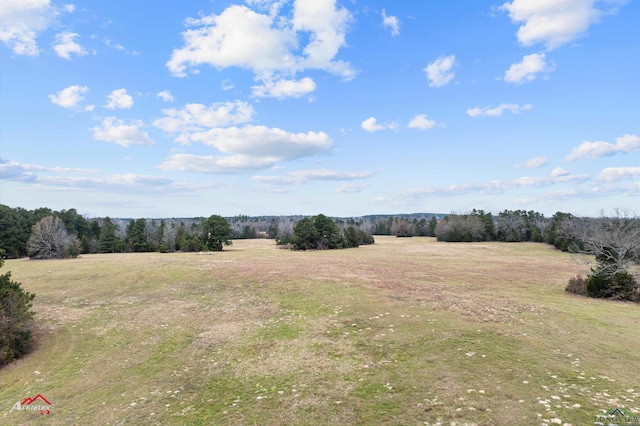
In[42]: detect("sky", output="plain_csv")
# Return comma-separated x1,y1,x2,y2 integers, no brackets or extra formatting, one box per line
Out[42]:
1,0,639,218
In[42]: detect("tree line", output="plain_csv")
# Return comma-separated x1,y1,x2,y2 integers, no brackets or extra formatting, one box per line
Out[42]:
0,205,379,259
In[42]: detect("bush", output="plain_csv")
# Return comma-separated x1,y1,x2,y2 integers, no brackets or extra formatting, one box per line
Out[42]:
566,275,588,296
0,257,36,367
586,269,639,301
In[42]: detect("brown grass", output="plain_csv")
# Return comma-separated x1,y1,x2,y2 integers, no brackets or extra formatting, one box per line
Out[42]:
1,237,638,425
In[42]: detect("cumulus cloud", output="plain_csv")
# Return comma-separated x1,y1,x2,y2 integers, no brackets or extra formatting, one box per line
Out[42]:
597,166,640,182
253,169,372,185
252,77,317,98
467,103,532,117
49,85,88,108
153,101,254,133
104,89,134,109
504,53,554,84
424,55,456,87
178,125,331,158
517,156,549,168
566,134,640,161
382,9,400,36
91,117,154,147
408,114,437,130
166,0,355,91
501,0,627,50
159,126,333,174
53,31,86,59
156,90,174,102
0,0,56,55
361,117,386,132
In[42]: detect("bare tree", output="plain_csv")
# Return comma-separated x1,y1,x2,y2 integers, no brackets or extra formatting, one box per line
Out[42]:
27,216,73,259
571,209,640,279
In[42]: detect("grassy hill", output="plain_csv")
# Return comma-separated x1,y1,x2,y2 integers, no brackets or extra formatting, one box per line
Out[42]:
1,237,638,425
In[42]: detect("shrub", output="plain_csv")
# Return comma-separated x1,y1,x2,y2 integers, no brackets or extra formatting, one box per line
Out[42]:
586,268,638,301
0,257,36,367
566,275,588,296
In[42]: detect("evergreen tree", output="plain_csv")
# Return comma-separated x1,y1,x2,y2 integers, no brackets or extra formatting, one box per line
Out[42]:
202,215,233,251
99,217,118,253
293,218,319,250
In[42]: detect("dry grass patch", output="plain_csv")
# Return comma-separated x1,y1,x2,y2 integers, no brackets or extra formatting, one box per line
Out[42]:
1,237,638,425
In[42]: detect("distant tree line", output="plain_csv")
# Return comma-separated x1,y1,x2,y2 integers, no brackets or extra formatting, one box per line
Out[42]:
0,206,381,258
0,205,241,258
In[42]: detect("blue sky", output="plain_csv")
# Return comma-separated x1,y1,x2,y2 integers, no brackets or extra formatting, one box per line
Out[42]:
1,0,638,218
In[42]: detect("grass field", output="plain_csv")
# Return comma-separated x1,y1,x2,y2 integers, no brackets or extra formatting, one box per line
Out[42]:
1,237,639,425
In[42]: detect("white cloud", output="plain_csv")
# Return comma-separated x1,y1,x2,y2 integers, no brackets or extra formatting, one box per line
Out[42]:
104,89,134,109
158,153,279,175
467,103,532,117
53,31,86,59
361,117,388,132
49,85,88,108
104,37,124,51
166,1,355,85
382,9,400,36
221,79,234,90
518,156,549,168
0,0,56,56
291,0,353,78
408,114,437,130
336,183,366,193
153,101,254,133
159,125,333,174
178,125,331,159
91,117,154,147
424,55,456,87
63,4,75,13
253,169,372,185
156,90,174,102
551,167,570,177
566,134,640,161
501,0,627,50
515,172,589,187
0,157,97,181
504,53,554,84
252,77,317,98
597,166,640,182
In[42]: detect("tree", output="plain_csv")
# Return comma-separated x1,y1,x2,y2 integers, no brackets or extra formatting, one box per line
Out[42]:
392,219,413,237
313,214,344,249
126,219,149,252
0,254,36,367
435,214,486,242
293,218,319,250
343,226,360,248
0,205,31,258
99,217,118,253
202,215,233,251
570,210,640,301
27,216,73,259
427,216,438,237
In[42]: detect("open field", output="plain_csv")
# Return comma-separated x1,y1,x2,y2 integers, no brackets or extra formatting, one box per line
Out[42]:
1,237,639,425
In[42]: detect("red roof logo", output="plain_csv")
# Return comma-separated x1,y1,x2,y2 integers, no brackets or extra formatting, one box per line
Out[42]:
21,394,51,406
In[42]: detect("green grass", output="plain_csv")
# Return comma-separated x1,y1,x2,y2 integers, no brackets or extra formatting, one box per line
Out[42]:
1,237,638,425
